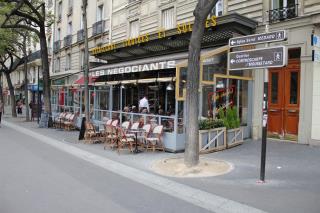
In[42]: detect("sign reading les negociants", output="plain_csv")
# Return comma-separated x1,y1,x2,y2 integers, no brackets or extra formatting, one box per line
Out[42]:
229,46,286,70
229,30,287,47
91,60,176,77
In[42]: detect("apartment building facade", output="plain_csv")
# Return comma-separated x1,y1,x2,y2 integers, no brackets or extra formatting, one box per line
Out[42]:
51,0,320,149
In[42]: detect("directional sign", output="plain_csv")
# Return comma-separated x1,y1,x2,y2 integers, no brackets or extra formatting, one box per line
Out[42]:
312,49,320,62
311,34,320,48
229,31,286,47
229,46,286,70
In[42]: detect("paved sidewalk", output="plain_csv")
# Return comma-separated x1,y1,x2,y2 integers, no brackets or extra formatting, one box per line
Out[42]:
2,113,320,213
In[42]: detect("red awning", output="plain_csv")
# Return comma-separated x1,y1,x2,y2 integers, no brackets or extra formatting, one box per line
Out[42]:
74,76,97,85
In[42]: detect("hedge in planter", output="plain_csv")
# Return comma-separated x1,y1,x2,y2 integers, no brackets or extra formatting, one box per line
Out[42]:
218,107,243,148
198,119,226,154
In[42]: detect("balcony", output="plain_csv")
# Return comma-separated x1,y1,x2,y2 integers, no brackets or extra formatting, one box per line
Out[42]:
92,20,105,37
77,29,85,43
67,6,73,16
64,35,72,48
53,40,61,53
268,4,298,23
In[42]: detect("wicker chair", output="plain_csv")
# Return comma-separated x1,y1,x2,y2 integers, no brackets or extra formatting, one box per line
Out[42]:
84,122,98,144
117,127,134,154
137,124,151,148
145,125,164,152
64,114,76,131
104,124,118,150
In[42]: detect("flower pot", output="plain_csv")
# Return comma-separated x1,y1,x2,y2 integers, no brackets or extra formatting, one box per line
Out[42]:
199,127,227,154
226,127,244,148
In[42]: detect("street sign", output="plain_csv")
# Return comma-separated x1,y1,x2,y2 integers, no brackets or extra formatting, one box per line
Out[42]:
311,34,320,48
229,46,286,70
312,49,320,63
229,30,286,47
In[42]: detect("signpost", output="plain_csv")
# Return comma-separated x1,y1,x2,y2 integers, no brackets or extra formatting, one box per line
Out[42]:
229,30,287,183
229,30,286,47
229,46,286,70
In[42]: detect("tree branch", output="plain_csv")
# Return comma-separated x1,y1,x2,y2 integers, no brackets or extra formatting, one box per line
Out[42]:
1,24,40,36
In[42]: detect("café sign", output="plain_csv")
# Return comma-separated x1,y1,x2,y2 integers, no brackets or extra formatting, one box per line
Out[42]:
91,60,176,77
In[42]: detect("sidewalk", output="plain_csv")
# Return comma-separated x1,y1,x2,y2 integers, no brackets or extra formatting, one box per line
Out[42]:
2,113,320,213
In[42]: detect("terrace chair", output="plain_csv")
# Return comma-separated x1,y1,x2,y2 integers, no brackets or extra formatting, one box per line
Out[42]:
111,119,119,127
117,127,134,154
145,125,164,152
104,124,118,150
54,112,65,128
125,122,140,138
121,121,131,131
137,124,151,148
106,119,112,125
64,114,77,131
84,122,98,144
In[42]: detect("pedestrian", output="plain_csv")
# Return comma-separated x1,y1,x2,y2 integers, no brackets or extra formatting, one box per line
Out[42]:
139,95,149,113
17,100,23,114
0,100,3,127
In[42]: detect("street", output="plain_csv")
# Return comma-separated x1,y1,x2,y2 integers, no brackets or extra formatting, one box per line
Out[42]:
0,125,212,213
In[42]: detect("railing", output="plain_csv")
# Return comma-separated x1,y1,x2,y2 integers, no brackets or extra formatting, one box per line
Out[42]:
64,35,72,48
53,40,61,53
77,29,85,42
27,50,41,62
268,4,298,23
92,109,179,133
92,20,105,37
53,105,81,114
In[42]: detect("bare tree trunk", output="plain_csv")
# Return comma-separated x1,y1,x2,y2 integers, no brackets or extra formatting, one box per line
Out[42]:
184,0,217,167
39,26,51,115
4,72,17,118
23,37,30,121
0,74,4,105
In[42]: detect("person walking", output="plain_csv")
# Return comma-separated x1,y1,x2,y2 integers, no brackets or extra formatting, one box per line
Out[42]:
0,100,3,127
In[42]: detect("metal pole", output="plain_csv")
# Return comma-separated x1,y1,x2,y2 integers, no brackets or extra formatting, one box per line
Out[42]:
37,66,40,123
82,0,90,122
260,24,269,182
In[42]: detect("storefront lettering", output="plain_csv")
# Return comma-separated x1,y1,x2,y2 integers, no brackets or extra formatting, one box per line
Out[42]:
91,60,176,77
124,33,150,47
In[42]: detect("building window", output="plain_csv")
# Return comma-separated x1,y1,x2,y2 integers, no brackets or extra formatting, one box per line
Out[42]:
55,57,60,72
162,7,175,30
210,0,223,17
67,21,72,35
269,0,298,22
97,4,104,22
80,49,85,69
57,1,62,20
57,28,61,40
129,20,139,38
80,14,83,30
66,54,71,70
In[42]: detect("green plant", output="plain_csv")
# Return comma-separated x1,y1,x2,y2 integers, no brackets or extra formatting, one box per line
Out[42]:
218,107,240,129
199,119,225,130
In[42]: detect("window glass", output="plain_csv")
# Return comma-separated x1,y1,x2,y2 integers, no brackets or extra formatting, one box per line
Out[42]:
290,72,298,104
271,72,279,104
178,67,187,98
202,52,227,82
97,5,104,21
130,20,139,38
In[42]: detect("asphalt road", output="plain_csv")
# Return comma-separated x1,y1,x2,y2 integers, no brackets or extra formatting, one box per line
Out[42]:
0,125,212,213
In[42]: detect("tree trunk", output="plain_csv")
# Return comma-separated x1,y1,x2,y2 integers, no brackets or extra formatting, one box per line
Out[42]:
0,74,4,106
23,37,30,121
4,72,17,117
39,26,51,115
184,0,217,167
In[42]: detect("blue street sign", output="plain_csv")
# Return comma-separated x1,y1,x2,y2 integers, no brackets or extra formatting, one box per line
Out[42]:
312,34,320,48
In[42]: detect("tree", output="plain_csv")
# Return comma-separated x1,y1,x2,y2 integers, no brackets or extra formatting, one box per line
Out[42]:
184,0,218,167
1,0,53,119
0,28,23,117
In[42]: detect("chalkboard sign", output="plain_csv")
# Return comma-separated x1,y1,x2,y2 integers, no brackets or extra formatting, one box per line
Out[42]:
78,117,86,140
39,112,49,128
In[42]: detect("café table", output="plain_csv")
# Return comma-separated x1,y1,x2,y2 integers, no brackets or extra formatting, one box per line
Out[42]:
128,129,146,154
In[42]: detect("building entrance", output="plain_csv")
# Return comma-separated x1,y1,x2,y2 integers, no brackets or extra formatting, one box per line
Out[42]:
268,58,300,140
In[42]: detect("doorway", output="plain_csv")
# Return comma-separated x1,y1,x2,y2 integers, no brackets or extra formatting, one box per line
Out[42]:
268,50,300,140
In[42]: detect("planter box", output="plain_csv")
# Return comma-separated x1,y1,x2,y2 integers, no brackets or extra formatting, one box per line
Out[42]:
199,127,226,154
226,127,244,148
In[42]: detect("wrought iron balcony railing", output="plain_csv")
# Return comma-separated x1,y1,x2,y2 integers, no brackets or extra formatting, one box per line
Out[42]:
77,29,85,42
268,4,298,23
64,35,72,48
92,20,105,37
53,40,61,53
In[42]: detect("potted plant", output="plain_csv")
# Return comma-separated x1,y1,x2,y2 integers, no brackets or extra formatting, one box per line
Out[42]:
218,107,244,148
198,118,226,154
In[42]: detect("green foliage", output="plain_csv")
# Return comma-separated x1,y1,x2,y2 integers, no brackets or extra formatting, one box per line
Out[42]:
218,107,240,129
199,119,225,130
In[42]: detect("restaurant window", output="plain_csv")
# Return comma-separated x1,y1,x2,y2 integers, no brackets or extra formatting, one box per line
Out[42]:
129,20,139,38
202,51,227,83
94,89,109,120
162,7,175,30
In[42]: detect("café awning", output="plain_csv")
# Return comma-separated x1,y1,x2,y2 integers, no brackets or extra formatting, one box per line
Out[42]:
74,76,98,85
